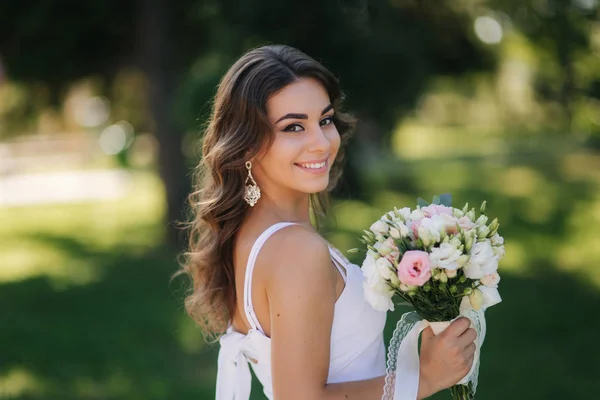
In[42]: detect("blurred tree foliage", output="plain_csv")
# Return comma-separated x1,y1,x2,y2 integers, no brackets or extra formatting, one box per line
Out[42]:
1,0,598,245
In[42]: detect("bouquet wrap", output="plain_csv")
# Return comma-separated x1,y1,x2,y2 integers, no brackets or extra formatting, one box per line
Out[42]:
382,308,486,400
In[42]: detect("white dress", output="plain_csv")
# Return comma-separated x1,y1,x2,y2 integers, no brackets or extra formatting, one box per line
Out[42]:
216,222,387,399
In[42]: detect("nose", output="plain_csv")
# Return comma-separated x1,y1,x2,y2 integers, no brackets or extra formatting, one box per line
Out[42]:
307,125,331,154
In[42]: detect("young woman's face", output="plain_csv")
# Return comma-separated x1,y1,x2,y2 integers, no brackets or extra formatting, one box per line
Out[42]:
253,78,341,197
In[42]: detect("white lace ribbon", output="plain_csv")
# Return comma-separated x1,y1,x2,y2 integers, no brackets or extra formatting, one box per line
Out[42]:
216,327,252,400
382,309,486,400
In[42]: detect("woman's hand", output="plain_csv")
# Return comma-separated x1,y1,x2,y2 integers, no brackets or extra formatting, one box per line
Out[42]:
418,317,477,398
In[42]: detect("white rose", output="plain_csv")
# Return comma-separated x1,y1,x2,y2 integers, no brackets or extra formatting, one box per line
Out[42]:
397,207,412,221
490,234,504,246
410,209,425,220
418,217,444,246
429,243,462,270
361,253,381,287
464,240,498,279
370,220,389,235
493,245,505,259
376,257,394,280
480,273,501,288
363,281,395,311
389,221,409,239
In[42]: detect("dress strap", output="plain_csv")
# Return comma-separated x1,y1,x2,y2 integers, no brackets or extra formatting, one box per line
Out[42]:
244,222,299,334
328,246,348,283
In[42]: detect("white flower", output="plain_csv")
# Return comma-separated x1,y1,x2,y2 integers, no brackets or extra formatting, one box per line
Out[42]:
363,280,395,311
370,220,389,235
418,216,446,246
480,273,501,288
389,221,409,239
410,209,425,221
493,245,505,260
376,257,394,280
429,242,462,270
361,253,381,287
464,240,498,279
490,234,504,246
397,207,412,221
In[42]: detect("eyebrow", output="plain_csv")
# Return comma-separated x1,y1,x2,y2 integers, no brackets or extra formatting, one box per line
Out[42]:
275,104,334,124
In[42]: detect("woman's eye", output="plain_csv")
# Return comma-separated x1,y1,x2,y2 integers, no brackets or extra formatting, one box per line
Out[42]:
320,117,334,126
283,124,304,132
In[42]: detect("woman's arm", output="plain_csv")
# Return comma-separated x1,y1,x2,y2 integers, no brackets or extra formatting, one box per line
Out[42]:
262,226,437,400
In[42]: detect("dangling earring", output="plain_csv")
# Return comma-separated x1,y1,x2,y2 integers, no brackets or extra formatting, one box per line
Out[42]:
244,161,261,207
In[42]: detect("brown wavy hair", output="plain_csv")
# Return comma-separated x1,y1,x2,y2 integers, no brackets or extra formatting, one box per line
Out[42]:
176,45,356,341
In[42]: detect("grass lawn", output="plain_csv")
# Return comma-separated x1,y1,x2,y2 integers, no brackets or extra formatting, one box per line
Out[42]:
1,143,600,399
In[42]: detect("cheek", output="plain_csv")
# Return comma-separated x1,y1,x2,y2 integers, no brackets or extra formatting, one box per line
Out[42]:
329,129,341,156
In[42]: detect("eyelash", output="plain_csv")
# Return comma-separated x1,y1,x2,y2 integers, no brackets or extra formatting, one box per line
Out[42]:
283,116,334,132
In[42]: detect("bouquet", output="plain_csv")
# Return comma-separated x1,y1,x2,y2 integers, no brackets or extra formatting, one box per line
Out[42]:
352,194,503,400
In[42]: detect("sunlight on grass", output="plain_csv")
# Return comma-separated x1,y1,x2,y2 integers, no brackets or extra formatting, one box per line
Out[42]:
497,166,541,198
0,368,46,398
0,243,101,286
391,121,505,160
0,171,164,286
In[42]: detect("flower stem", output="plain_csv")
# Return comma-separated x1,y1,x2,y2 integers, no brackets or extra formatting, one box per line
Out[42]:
448,383,474,399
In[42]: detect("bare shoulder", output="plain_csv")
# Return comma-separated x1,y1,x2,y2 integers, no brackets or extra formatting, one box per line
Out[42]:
257,224,335,294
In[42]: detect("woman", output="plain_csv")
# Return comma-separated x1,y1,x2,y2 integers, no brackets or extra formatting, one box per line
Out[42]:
178,45,476,400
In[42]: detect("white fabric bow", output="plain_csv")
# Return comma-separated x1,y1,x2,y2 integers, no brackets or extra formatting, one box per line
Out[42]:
215,327,252,400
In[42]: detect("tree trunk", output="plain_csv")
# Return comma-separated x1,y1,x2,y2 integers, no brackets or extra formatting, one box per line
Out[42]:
137,0,189,248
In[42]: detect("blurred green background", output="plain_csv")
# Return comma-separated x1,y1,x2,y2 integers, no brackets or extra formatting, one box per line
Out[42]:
1,0,599,399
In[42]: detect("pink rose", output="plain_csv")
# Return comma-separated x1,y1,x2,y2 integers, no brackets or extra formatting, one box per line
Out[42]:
421,204,453,218
397,250,432,287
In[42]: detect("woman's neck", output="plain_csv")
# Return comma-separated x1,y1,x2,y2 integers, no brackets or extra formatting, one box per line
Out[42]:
250,191,312,225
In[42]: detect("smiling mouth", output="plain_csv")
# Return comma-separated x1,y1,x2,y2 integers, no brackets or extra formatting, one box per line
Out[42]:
296,160,327,169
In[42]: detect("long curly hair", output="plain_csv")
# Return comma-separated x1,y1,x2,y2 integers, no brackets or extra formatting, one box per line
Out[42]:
176,45,356,341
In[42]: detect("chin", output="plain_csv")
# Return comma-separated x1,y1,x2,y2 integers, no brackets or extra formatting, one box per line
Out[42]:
299,178,330,194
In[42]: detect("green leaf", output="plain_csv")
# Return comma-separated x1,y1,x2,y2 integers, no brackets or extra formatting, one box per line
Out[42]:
439,193,452,207
432,195,440,205
417,198,429,207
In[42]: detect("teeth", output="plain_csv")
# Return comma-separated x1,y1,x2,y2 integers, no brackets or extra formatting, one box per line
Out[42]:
300,161,326,169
